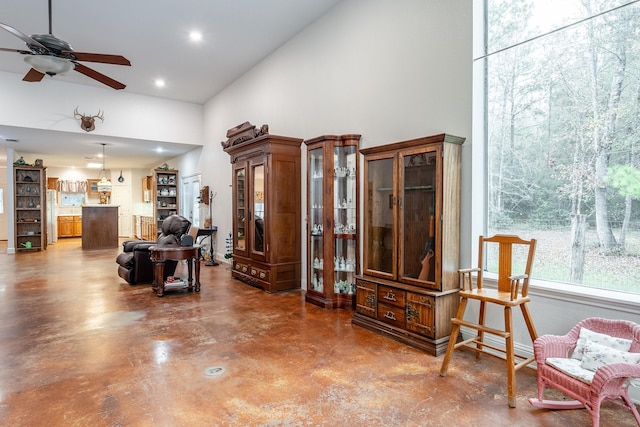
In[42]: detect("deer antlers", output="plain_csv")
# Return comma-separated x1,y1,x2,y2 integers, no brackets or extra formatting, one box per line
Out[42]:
74,107,104,132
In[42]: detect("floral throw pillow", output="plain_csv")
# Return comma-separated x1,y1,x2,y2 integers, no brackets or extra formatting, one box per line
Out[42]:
580,340,640,372
571,327,632,360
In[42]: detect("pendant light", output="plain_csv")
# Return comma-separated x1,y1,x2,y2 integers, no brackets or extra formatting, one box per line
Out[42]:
97,143,112,194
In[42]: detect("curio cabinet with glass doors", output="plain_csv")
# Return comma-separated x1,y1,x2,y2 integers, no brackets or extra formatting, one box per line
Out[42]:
305,134,360,309
225,133,303,293
353,133,465,355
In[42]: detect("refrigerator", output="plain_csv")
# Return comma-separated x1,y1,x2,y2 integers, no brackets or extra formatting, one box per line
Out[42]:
46,189,58,244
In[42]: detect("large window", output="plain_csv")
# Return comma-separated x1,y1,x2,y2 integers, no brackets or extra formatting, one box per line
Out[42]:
485,0,640,293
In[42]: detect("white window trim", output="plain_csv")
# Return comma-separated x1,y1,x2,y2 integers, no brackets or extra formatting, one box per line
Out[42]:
480,273,640,315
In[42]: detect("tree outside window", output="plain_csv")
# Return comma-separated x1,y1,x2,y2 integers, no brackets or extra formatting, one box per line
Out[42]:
485,0,640,293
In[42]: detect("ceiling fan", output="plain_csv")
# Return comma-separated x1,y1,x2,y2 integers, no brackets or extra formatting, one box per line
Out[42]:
0,0,130,90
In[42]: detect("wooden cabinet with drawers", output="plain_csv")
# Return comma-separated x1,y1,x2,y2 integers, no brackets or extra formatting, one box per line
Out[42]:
224,133,303,293
355,276,460,354
352,133,465,356
57,216,82,238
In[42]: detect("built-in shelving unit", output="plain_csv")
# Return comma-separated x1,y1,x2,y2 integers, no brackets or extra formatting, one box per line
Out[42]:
14,165,47,251
152,169,179,236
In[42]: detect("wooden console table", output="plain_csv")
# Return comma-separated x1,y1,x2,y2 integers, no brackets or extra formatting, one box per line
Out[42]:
149,245,201,297
196,226,218,266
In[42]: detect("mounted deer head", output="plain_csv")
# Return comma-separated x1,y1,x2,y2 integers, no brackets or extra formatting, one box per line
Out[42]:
74,107,104,132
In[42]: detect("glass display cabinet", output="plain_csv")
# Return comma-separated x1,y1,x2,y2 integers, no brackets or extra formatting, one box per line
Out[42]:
233,166,247,257
225,133,303,293
305,134,360,309
352,133,465,355
14,165,47,251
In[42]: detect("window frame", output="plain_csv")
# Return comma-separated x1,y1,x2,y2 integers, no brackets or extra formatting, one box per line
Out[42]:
472,0,640,307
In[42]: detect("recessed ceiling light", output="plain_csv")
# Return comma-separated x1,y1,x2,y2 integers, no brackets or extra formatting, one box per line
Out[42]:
155,79,166,88
189,31,203,42
155,147,165,153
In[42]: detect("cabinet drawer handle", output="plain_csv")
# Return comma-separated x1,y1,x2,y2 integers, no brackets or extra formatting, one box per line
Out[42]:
383,290,397,302
251,269,257,276
259,272,266,279
365,294,376,307
242,266,248,273
384,311,397,321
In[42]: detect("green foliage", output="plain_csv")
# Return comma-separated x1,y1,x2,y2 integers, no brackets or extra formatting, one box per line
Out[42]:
607,165,640,199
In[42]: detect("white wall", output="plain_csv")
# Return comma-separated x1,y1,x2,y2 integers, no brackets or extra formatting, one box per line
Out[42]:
0,72,203,145
0,166,7,240
199,0,474,267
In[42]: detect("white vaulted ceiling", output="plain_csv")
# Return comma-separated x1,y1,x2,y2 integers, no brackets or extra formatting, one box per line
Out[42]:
0,0,343,168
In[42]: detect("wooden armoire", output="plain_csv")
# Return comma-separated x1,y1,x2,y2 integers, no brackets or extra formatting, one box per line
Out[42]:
224,133,303,293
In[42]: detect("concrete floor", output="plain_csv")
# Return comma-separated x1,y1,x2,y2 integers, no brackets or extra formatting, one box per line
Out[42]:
0,238,638,426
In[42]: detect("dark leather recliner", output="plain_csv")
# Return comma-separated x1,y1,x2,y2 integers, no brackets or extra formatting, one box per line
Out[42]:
116,215,191,284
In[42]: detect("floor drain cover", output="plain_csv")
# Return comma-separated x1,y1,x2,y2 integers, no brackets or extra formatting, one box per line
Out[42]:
205,366,225,377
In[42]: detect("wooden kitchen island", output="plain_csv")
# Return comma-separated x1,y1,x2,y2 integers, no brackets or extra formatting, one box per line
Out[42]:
82,205,119,250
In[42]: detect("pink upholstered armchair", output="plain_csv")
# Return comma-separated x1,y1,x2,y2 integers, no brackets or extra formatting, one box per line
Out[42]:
529,317,640,426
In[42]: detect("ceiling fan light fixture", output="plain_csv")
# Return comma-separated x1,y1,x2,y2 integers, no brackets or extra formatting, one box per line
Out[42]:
97,176,112,194
97,143,112,195
24,55,73,75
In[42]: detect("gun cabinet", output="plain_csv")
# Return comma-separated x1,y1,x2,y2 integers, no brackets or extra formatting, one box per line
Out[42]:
353,133,465,355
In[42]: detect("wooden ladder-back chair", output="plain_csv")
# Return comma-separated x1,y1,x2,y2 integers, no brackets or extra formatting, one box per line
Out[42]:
439,234,538,408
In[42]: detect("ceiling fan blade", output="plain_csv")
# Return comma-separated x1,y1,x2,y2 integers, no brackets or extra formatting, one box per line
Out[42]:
23,68,46,82
67,51,131,66
0,22,48,50
74,62,126,90
0,47,30,54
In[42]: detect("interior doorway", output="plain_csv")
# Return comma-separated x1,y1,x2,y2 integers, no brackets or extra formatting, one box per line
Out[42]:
181,174,201,227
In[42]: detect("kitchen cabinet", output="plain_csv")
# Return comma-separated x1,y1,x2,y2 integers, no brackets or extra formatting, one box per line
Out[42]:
142,175,152,202
57,216,82,238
